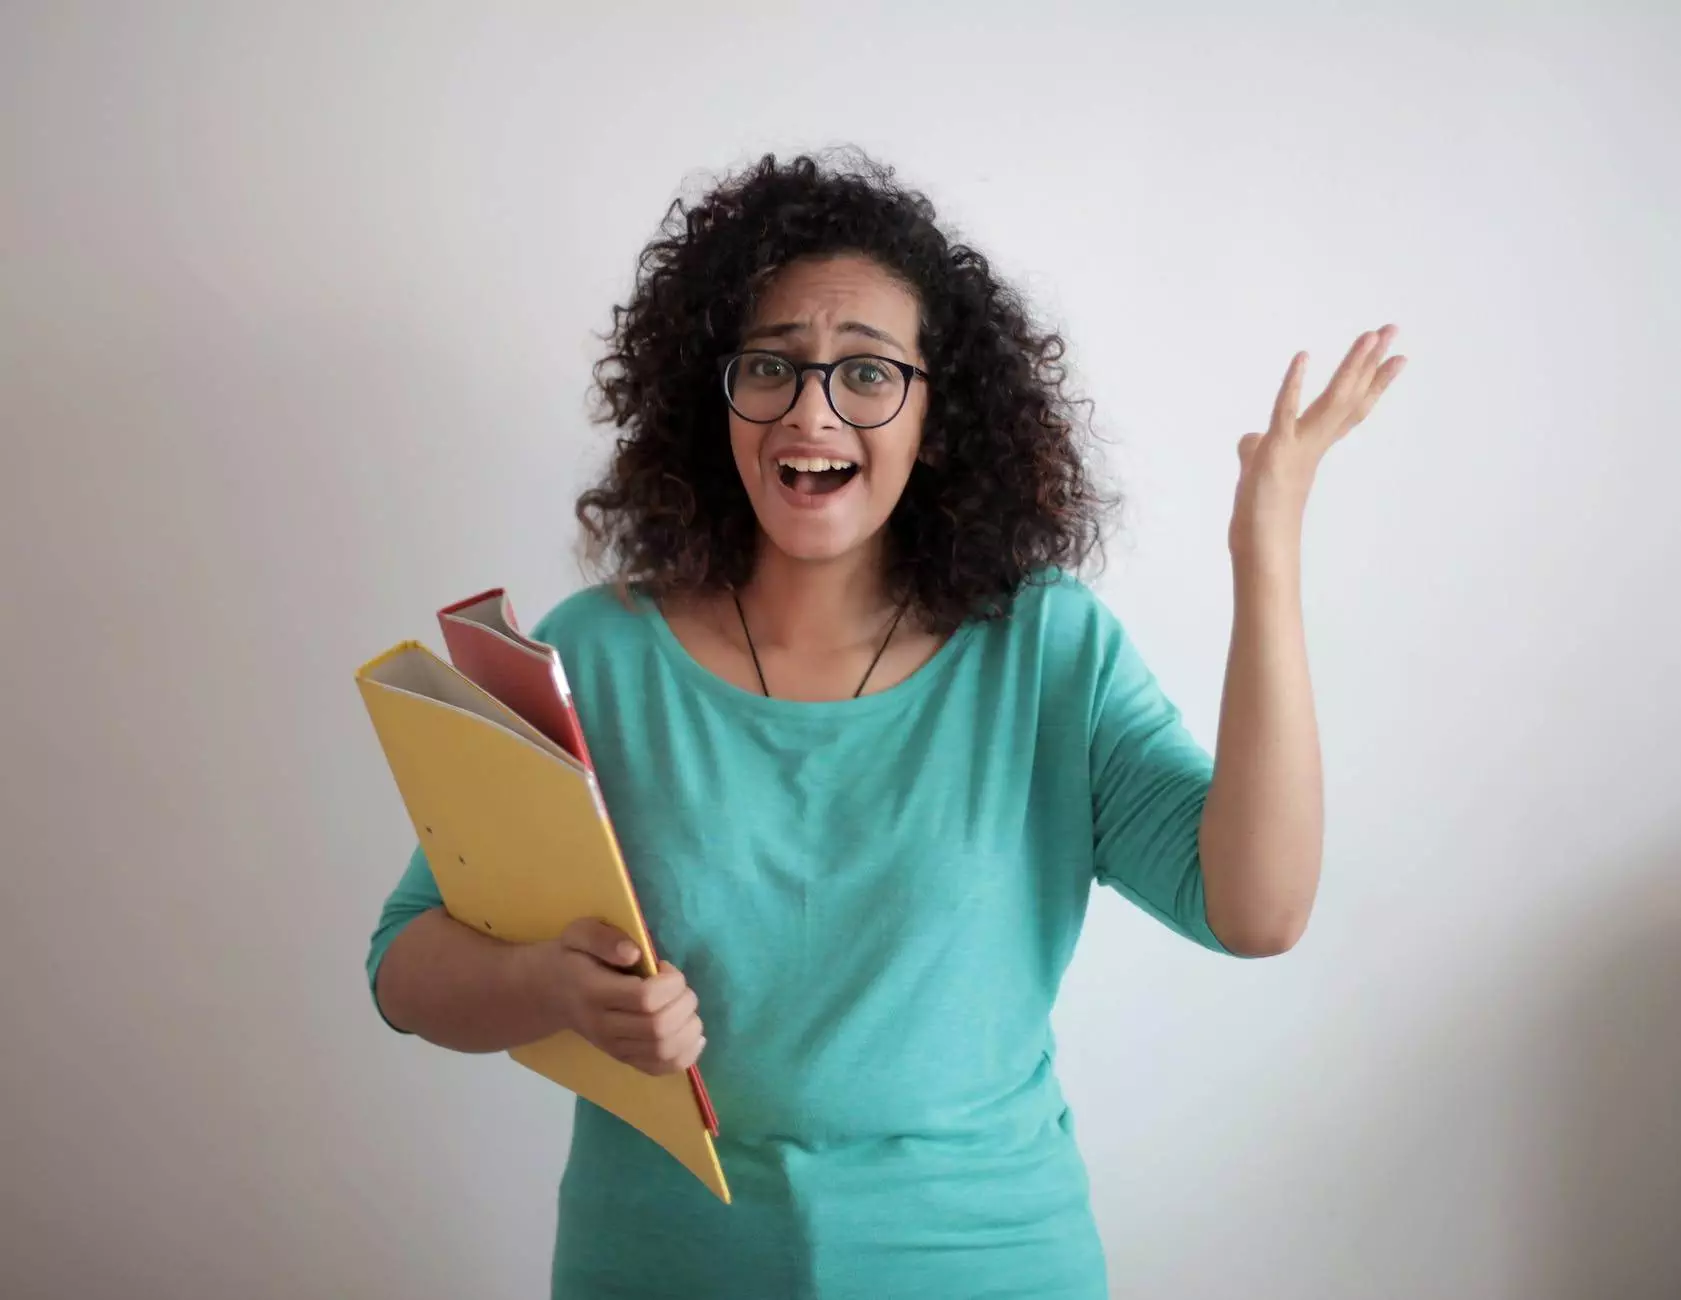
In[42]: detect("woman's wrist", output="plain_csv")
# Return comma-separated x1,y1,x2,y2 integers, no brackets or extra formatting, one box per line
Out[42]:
1231,528,1303,599
505,934,575,1038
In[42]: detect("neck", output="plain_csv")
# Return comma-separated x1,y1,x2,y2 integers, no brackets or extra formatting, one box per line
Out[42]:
736,536,895,651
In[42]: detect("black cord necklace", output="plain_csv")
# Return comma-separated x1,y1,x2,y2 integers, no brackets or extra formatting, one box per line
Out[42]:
732,591,907,700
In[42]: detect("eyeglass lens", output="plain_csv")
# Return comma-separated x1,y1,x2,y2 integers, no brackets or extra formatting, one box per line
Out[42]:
724,352,908,427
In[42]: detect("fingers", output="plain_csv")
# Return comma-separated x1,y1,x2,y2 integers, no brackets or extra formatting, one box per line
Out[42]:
1340,325,1392,409
1358,324,1398,386
1271,352,1307,437
1340,325,1403,427
1299,325,1404,443
612,1002,706,1075
1326,330,1382,408
1353,353,1407,422
598,960,690,1014
559,917,642,969
561,952,708,1075
603,981,698,1041
670,1020,708,1072
601,973,705,1075
627,1014,706,1074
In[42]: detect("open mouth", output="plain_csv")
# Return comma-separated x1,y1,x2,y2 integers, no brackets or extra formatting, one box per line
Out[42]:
776,455,859,497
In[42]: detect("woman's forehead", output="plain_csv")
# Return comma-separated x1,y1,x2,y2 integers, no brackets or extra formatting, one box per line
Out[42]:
748,255,919,333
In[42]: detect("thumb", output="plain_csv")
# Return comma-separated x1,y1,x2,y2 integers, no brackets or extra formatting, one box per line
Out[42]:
559,917,642,969
1237,432,1263,470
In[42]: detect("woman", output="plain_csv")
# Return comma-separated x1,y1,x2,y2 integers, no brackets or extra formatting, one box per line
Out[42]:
366,151,1405,1297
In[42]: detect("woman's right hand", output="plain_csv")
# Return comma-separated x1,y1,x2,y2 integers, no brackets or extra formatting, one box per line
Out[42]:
532,918,706,1076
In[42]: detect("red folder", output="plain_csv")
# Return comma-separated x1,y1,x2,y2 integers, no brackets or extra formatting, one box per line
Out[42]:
437,587,719,1137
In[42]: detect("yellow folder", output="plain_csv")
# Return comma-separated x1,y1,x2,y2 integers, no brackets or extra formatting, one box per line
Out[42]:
356,640,730,1203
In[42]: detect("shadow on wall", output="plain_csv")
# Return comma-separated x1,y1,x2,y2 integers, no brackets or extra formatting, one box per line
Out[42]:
1524,853,1681,1300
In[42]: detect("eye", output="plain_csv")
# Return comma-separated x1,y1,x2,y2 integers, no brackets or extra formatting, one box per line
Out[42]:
745,354,791,381
841,358,890,388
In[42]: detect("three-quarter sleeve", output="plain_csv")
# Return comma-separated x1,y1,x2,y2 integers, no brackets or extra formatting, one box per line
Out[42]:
1087,606,1230,954
365,841,445,1030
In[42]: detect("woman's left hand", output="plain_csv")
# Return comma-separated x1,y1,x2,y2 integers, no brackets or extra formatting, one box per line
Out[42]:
1229,324,1406,561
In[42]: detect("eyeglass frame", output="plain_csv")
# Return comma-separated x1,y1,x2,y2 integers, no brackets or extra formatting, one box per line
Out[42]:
717,349,931,430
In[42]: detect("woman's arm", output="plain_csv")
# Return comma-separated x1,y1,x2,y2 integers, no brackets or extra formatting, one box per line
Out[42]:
375,908,567,1052
1198,327,1406,956
1199,545,1322,955
376,909,708,1074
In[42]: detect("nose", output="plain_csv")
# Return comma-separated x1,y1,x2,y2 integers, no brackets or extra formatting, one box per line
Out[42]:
782,366,841,432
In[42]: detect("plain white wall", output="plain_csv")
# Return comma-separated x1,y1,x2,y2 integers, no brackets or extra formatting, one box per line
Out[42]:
4,4,1678,1297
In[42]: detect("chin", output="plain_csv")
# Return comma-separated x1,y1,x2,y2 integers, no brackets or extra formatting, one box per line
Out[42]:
757,518,876,565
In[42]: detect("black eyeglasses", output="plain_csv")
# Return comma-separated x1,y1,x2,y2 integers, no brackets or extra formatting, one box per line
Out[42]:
719,350,929,430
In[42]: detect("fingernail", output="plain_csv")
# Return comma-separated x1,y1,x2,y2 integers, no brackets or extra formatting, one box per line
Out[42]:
617,942,639,964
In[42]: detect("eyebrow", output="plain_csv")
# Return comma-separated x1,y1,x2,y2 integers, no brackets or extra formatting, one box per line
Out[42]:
740,320,909,354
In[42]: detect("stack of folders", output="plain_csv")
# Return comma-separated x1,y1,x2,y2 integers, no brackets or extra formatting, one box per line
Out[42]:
356,588,729,1203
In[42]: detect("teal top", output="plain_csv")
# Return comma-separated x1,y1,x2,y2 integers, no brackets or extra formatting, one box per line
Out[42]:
366,571,1233,1299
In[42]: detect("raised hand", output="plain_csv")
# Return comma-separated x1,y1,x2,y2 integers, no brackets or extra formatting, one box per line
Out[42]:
1229,324,1406,559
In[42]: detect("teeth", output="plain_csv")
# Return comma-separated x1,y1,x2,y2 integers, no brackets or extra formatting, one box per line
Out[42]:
777,456,855,473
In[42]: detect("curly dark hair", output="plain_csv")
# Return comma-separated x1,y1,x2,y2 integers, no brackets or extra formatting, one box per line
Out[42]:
575,149,1111,633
